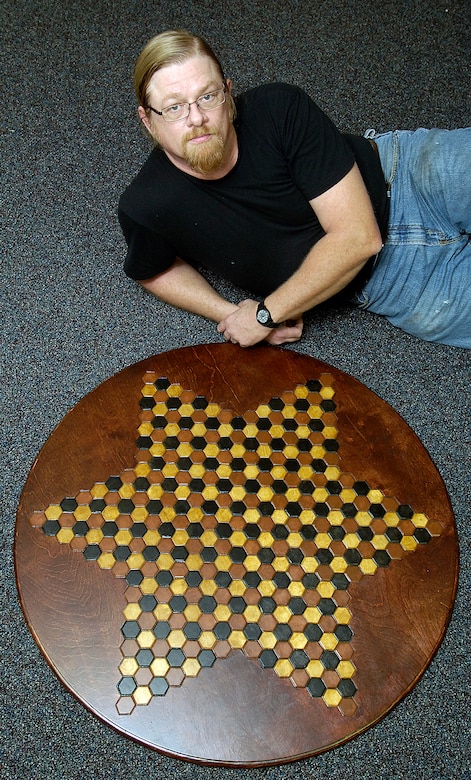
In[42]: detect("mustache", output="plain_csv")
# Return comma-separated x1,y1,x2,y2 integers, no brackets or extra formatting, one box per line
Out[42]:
183,126,215,142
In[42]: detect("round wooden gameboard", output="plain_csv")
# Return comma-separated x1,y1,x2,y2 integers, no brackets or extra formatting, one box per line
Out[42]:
15,344,458,766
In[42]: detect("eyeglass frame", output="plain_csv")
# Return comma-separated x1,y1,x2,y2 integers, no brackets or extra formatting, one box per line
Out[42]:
146,83,227,123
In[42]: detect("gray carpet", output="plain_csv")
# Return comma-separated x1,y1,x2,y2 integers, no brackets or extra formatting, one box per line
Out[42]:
1,1,470,778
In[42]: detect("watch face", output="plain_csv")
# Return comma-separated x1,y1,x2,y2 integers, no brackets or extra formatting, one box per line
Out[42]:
258,308,270,324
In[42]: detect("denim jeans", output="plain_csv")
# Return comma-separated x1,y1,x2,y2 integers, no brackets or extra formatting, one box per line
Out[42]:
351,128,471,347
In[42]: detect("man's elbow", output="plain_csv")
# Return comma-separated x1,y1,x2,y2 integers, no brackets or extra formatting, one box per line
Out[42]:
359,223,383,263
139,277,156,291
138,275,165,299
370,227,384,257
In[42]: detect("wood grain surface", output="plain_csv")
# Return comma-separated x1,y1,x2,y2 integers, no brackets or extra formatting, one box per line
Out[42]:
15,343,458,766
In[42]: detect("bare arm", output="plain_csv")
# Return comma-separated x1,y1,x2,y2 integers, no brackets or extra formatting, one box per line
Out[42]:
139,256,304,345
139,257,238,322
218,164,383,346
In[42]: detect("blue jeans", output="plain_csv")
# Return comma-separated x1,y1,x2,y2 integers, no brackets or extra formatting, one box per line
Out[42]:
351,128,471,347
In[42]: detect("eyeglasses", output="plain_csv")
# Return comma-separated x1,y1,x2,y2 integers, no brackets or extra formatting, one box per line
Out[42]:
147,85,227,123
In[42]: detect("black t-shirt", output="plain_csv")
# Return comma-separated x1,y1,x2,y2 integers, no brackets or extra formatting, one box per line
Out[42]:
119,83,388,296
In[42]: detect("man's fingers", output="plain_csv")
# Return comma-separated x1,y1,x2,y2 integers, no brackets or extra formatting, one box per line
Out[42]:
265,319,304,345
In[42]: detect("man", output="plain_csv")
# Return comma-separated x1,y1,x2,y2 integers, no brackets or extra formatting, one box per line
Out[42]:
119,30,470,348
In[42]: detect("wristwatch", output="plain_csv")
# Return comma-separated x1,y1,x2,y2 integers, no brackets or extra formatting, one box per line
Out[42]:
256,300,279,328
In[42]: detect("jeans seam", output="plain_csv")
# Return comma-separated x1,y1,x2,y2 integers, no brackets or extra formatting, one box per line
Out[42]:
387,131,399,192
386,227,463,246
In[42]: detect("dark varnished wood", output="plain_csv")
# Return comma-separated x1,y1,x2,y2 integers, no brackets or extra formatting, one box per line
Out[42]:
15,343,458,765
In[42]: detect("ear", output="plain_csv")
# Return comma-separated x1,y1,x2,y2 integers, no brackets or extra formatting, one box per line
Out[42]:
138,105,152,134
225,77,233,94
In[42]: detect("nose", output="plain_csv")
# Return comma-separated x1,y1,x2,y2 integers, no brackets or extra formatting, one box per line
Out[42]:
186,100,207,126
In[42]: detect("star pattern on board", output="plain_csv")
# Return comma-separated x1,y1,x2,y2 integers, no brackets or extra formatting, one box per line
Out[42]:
29,371,443,716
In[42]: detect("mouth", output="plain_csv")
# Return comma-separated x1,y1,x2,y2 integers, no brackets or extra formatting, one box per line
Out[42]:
187,133,213,144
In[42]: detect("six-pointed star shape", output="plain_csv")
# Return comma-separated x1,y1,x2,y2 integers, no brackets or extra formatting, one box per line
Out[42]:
30,372,442,716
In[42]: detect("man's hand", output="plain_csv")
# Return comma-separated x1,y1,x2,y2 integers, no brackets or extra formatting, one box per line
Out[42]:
217,299,303,347
265,317,304,345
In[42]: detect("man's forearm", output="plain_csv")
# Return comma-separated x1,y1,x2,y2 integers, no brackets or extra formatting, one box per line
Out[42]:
217,233,377,348
264,229,381,323
139,257,238,322
262,166,383,323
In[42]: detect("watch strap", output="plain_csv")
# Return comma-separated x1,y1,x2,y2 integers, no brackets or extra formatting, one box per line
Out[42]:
256,301,279,328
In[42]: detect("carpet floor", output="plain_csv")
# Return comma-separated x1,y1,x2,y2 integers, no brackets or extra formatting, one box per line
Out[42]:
1,1,469,778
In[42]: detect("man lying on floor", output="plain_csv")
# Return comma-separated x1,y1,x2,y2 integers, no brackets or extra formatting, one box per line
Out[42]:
119,30,471,349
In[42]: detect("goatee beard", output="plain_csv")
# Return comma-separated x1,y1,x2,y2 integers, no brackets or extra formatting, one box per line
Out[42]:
182,127,225,174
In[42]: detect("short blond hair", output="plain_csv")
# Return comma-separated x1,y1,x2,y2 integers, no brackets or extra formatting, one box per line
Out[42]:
134,30,225,108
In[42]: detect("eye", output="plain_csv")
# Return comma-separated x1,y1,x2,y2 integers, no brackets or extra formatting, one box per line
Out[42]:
200,91,217,104
165,103,184,115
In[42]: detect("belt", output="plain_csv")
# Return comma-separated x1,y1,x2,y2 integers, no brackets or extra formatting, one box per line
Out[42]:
368,139,379,156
